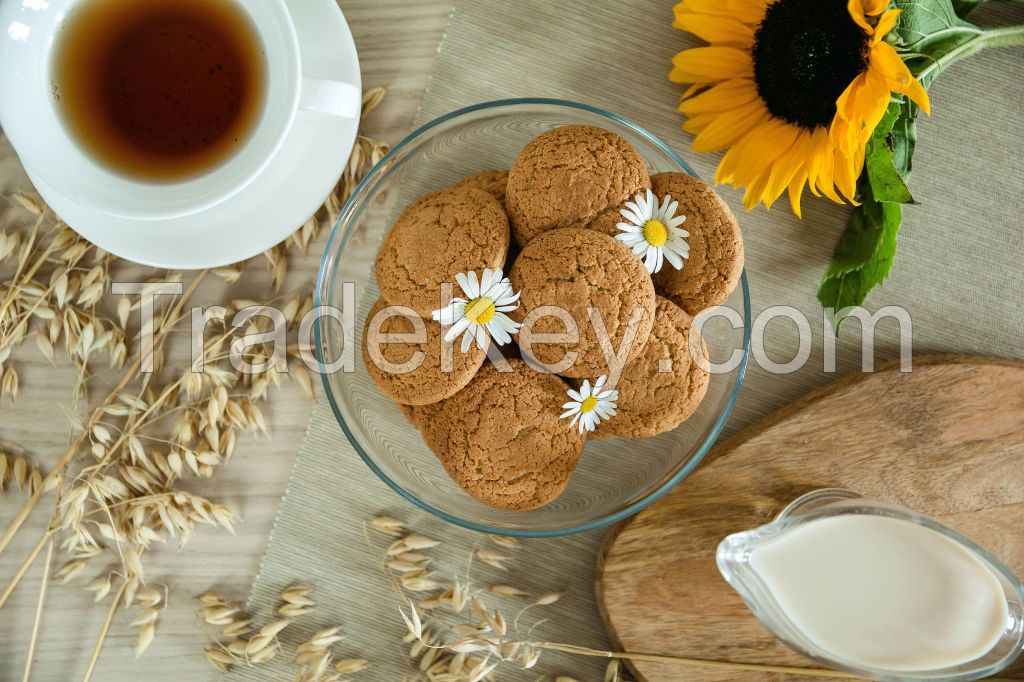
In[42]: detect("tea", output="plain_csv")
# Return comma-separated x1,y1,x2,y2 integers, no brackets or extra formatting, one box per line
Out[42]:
52,0,267,182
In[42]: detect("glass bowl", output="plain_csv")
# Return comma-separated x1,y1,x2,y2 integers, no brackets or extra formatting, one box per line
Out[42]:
315,98,751,537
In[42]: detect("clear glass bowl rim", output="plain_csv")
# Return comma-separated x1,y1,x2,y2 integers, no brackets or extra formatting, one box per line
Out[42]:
314,97,753,538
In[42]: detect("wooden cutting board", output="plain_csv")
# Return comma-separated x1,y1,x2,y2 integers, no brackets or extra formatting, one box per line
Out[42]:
596,356,1024,681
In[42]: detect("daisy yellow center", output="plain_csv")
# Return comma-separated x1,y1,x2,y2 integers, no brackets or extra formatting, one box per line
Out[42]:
464,297,496,325
579,396,598,414
643,219,668,247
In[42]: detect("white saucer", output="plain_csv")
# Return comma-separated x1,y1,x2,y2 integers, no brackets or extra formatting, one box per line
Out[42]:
24,0,360,270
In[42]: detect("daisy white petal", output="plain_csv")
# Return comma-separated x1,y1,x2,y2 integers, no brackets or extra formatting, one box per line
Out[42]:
559,377,618,433
468,271,482,298
643,248,658,274
488,324,511,346
434,269,523,352
475,325,488,349
478,268,493,293
443,316,471,344
455,272,472,297
664,249,684,271
615,189,691,275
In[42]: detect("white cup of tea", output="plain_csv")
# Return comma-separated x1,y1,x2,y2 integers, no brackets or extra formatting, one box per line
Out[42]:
0,0,360,221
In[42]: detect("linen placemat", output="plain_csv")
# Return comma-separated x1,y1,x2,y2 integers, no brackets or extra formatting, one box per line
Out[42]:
226,1,1024,679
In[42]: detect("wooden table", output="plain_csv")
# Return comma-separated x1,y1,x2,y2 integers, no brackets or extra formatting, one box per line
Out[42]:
0,1,453,679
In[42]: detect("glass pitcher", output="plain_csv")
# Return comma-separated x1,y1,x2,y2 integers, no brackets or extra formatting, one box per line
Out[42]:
716,489,1024,681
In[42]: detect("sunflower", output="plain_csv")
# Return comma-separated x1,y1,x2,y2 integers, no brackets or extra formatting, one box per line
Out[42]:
670,0,931,216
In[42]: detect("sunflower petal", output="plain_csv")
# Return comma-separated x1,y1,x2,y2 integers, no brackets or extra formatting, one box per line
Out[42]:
691,99,769,152
715,118,800,188
762,132,814,209
670,47,753,84
847,0,873,32
674,13,755,48
872,9,901,45
832,146,859,203
870,42,931,115
860,68,896,134
861,0,890,17
835,72,867,124
742,167,774,211
804,127,831,198
787,169,809,218
679,0,768,26
679,78,759,117
682,112,720,136
814,143,844,204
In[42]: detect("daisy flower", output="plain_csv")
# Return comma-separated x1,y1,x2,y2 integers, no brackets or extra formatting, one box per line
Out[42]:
616,189,690,274
431,268,522,353
669,0,930,216
560,375,618,434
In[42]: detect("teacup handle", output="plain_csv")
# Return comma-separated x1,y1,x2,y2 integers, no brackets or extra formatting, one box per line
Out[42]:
299,78,361,119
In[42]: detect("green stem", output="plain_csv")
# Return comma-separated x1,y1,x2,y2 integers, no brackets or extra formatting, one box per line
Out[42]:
917,24,1024,83
981,23,1024,47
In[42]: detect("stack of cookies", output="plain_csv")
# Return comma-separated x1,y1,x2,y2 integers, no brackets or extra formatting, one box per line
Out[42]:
364,124,744,512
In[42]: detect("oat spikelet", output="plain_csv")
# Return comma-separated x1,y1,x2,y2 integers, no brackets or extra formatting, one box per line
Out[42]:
488,534,519,549
204,647,237,673
334,658,369,674
135,623,155,657
250,642,280,664
370,514,406,536
534,592,562,606
400,600,423,640
475,548,511,570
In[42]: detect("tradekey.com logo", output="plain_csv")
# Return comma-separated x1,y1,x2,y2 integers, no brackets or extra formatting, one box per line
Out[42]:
112,281,913,380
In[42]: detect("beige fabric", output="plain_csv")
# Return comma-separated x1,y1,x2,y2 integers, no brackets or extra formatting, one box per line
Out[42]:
227,2,1024,680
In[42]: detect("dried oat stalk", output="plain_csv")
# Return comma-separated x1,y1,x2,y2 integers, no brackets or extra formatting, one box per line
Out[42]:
368,516,570,681
0,204,128,403
0,88,391,676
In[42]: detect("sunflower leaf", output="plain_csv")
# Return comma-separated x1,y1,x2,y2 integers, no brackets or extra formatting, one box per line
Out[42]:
891,0,976,50
890,99,919,178
817,183,902,321
891,0,985,86
865,102,915,204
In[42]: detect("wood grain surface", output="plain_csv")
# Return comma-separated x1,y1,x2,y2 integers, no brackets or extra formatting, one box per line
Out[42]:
0,1,453,680
597,356,1024,682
